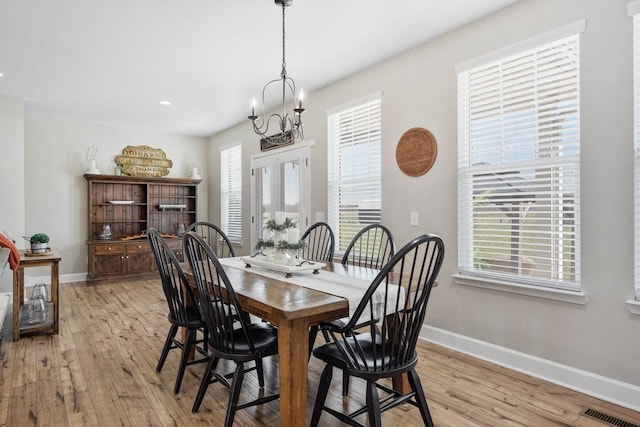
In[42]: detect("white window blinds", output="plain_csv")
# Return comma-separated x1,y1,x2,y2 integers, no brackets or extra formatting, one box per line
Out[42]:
327,95,382,253
631,1,640,299
457,31,581,291
221,144,242,243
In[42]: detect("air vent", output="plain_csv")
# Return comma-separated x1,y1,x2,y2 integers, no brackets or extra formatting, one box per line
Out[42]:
582,407,640,427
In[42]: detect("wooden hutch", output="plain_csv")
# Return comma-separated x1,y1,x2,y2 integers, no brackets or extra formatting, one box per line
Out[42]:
84,174,200,281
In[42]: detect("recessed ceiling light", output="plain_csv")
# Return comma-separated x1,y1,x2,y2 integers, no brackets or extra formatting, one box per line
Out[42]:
158,100,172,106
0,73,4,78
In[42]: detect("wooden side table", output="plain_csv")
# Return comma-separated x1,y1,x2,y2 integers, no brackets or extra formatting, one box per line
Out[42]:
12,248,61,341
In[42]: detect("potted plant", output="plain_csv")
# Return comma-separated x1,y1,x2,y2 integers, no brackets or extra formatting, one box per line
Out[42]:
28,233,49,253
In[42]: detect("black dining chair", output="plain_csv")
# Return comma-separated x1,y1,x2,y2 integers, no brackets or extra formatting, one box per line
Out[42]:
300,222,335,263
183,231,279,425
147,228,209,394
341,223,395,270
326,223,396,396
186,221,236,258
310,234,445,427
301,222,336,356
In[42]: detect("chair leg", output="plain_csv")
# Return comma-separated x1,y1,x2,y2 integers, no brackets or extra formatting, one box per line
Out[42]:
310,364,333,427
225,362,245,427
365,380,382,427
156,324,179,373
200,326,208,353
308,325,319,359
407,368,434,427
174,327,196,394
192,355,218,412
256,357,265,387
342,370,350,396
321,328,331,343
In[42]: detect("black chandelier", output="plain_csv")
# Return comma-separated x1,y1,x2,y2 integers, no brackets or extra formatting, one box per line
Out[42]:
248,0,305,147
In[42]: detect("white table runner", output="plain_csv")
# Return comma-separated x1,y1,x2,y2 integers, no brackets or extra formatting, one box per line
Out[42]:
219,257,403,321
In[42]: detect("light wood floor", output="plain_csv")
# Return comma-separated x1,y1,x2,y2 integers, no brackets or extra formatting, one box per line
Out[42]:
0,278,638,426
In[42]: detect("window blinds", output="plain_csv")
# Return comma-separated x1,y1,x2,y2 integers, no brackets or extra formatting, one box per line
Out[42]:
327,96,382,253
458,33,581,291
221,145,242,243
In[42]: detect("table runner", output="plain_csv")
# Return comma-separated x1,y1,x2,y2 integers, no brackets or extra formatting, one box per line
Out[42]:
219,257,403,320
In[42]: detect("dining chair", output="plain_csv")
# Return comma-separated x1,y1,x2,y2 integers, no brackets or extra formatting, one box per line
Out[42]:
341,223,395,270
183,231,279,425
326,223,397,396
300,222,336,356
186,221,236,258
147,228,209,394
310,234,445,427
300,222,335,263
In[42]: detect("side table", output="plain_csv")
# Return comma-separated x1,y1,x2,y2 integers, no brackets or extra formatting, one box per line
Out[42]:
12,248,61,341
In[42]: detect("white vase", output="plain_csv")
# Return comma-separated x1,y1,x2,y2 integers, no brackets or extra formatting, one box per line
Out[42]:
274,251,290,265
274,231,286,244
287,251,298,266
264,248,275,262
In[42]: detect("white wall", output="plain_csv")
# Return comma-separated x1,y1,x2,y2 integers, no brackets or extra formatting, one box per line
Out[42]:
0,95,25,291
23,115,209,277
207,0,640,405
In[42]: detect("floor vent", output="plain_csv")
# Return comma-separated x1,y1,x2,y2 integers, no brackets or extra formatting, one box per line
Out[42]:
582,408,640,427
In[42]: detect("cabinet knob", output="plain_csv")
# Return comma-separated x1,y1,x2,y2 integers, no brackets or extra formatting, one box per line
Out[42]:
108,247,112,251
137,245,142,249
120,256,124,259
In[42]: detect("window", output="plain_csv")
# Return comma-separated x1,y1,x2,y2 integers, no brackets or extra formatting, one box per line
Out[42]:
221,144,242,244
457,23,583,291
631,1,640,300
327,93,382,253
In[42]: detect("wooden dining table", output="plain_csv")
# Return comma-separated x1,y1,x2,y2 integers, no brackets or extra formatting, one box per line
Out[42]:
182,259,409,427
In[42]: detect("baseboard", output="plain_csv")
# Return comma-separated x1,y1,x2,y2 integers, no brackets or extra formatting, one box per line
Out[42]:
3,272,87,303
24,272,87,286
421,324,640,413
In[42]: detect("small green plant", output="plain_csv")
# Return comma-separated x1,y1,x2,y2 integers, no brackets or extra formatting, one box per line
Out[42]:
263,217,296,232
255,239,275,250
276,240,306,252
30,233,49,244
255,236,305,255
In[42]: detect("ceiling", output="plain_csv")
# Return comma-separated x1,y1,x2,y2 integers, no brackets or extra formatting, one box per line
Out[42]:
0,0,520,138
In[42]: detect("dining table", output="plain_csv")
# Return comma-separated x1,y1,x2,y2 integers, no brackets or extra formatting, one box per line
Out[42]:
182,256,410,427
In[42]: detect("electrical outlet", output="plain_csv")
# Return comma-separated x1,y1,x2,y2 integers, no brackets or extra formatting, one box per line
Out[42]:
410,211,419,226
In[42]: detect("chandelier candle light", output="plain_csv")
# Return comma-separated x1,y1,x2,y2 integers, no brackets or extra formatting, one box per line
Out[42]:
248,0,305,147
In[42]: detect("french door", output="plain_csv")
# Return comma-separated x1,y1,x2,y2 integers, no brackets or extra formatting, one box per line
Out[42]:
250,142,311,250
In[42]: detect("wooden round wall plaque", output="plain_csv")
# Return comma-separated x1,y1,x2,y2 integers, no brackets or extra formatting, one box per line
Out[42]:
395,127,437,177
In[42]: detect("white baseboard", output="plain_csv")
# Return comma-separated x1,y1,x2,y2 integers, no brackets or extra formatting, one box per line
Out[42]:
4,272,88,301
24,272,87,286
421,324,640,413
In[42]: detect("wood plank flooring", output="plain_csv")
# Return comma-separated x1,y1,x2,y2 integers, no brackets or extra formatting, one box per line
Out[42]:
0,278,638,426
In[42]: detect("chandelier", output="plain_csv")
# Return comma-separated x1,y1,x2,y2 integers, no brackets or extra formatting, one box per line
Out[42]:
248,0,305,147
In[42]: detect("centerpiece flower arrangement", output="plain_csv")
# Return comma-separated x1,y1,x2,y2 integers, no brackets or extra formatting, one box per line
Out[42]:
255,212,305,265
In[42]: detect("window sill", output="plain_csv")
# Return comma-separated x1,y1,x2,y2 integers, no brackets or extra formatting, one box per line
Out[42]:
626,299,640,315
452,274,588,305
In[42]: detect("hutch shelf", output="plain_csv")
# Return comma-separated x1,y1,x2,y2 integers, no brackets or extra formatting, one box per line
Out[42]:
84,174,201,281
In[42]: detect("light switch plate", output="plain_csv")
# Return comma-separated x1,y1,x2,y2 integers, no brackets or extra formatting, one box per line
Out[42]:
410,211,419,226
